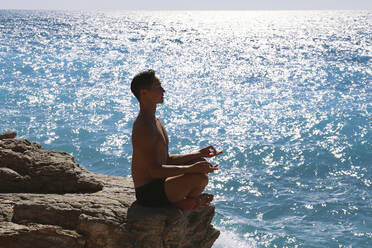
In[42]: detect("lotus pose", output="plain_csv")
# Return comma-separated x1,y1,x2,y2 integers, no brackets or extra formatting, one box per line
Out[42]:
130,70,222,210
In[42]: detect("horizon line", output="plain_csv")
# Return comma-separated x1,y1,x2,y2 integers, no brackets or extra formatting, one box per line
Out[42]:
1,8,371,11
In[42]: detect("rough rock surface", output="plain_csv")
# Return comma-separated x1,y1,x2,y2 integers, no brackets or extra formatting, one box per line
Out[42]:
0,133,220,248
0,132,103,193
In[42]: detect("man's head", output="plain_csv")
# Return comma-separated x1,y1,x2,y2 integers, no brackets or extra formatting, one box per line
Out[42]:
131,69,164,104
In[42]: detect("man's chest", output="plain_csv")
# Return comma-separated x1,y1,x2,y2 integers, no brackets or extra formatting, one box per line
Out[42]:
155,120,169,145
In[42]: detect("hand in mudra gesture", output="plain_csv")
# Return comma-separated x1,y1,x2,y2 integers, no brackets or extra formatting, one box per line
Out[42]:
198,145,223,158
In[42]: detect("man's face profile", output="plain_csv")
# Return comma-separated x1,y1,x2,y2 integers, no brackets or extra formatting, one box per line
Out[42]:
141,77,165,104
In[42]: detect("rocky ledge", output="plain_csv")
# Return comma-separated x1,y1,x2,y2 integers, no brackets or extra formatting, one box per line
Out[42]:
0,132,220,248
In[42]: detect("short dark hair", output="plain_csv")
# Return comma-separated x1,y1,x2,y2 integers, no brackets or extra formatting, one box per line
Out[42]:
130,69,156,101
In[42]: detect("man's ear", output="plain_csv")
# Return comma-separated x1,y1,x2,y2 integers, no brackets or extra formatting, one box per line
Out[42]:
139,88,148,99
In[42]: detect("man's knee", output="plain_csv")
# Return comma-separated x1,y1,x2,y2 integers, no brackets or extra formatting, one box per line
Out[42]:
189,173,208,187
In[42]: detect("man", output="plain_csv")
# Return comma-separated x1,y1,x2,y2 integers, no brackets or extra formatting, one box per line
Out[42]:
130,69,222,210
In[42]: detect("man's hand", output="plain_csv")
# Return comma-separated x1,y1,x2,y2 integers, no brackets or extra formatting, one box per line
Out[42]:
198,145,223,158
189,161,219,174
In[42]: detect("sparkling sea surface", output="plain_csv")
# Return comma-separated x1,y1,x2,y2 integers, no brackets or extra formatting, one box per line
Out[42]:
0,10,371,247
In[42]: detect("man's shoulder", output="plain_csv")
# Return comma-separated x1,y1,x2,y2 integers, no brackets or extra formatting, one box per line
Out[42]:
133,118,157,140
134,116,155,129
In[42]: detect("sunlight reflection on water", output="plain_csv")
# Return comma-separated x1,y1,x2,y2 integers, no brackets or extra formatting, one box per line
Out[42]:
0,10,371,247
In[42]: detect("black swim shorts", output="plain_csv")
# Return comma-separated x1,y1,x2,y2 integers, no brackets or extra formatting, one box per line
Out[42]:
135,178,171,207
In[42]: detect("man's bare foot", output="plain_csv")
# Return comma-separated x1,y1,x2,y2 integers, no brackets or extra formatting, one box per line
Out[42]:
173,198,199,210
172,193,214,210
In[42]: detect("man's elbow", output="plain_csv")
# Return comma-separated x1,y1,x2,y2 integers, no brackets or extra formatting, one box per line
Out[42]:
166,155,173,164
148,166,163,178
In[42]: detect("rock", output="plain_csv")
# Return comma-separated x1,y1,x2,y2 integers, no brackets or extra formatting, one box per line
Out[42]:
0,133,220,247
0,132,17,140
0,222,85,248
0,136,103,193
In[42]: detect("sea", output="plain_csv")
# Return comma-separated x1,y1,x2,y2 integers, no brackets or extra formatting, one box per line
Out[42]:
0,9,371,247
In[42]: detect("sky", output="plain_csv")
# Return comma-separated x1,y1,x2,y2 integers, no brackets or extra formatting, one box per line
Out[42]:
2,0,372,10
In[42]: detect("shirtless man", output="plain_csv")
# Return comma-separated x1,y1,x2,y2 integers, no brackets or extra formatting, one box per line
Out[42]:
130,70,222,210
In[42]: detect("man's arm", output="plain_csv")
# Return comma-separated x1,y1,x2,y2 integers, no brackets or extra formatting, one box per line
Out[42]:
158,119,220,165
167,146,223,165
136,125,218,178
167,152,202,165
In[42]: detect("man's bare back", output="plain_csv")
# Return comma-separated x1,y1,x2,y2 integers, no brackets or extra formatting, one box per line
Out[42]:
130,70,222,210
